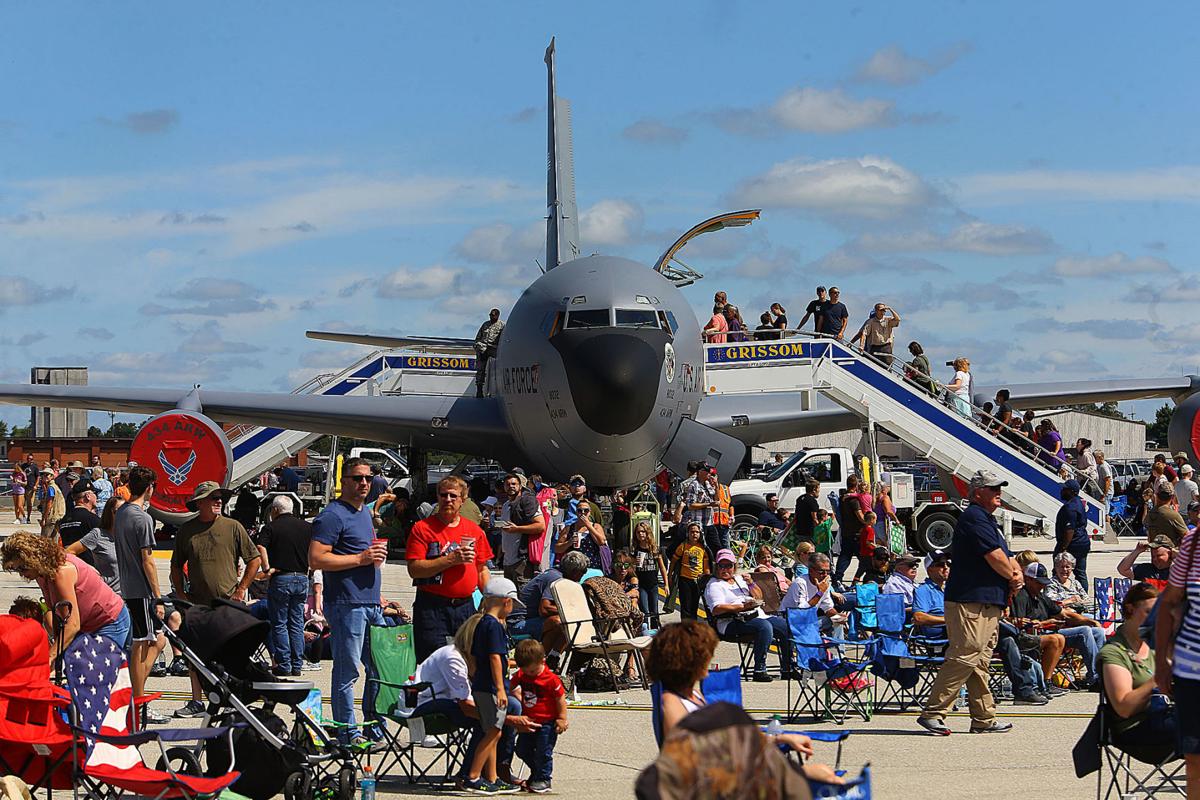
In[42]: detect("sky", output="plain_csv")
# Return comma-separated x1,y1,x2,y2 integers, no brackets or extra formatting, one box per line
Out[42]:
1,3,1198,432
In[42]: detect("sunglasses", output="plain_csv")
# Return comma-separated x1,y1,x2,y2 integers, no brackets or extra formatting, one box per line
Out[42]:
438,491,461,498
347,475,372,483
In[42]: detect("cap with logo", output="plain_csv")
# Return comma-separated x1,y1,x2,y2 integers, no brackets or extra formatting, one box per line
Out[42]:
923,550,952,570
1023,562,1051,584
970,470,1008,490
185,481,234,511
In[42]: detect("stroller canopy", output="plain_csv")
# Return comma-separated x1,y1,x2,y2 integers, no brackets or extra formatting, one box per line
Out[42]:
180,600,268,679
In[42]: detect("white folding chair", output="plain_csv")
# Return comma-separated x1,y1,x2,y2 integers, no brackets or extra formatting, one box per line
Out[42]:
550,578,652,694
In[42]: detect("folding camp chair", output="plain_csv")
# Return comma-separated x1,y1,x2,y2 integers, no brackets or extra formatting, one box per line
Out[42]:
786,607,877,724
551,579,652,693
846,582,879,639
63,633,244,800
747,571,785,615
1107,496,1136,539
363,624,470,785
1093,683,1183,799
869,594,944,713
1094,577,1117,636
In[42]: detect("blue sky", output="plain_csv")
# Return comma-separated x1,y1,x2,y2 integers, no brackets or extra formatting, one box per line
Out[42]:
2,3,1197,430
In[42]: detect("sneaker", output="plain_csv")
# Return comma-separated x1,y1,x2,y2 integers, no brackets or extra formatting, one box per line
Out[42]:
348,735,382,753
301,660,322,672
150,659,168,678
168,659,190,677
461,778,500,795
917,716,952,736
1012,692,1048,706
419,734,445,748
526,780,552,794
1044,685,1067,697
491,780,520,794
173,700,206,719
142,706,169,726
969,721,1014,734
752,672,773,683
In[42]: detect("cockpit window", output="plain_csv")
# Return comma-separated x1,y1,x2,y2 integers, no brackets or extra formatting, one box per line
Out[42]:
565,309,611,329
664,311,679,334
615,309,660,329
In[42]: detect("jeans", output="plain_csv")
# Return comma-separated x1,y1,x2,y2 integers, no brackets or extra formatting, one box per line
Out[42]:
833,533,857,586
637,582,660,629
515,723,558,782
95,605,131,652
1065,545,1089,591
412,593,478,663
268,573,309,673
325,602,385,740
507,616,545,640
1059,625,1105,679
704,525,729,557
410,696,519,773
722,615,792,675
677,578,701,621
994,636,1046,696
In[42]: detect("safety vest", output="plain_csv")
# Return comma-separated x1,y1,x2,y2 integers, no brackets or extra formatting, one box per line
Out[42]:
713,483,732,526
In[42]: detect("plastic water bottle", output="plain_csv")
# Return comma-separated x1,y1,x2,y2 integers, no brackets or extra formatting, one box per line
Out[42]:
766,715,783,737
359,765,375,800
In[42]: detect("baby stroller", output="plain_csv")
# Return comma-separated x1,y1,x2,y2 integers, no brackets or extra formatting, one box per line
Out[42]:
164,599,357,800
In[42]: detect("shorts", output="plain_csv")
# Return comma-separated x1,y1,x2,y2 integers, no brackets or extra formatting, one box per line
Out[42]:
472,690,507,731
127,597,163,643
1174,675,1200,755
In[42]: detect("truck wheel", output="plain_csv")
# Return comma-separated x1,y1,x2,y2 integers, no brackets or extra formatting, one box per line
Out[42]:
916,512,957,553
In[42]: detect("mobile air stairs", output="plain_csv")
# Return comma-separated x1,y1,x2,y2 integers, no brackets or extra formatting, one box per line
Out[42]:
224,349,477,487
704,336,1106,538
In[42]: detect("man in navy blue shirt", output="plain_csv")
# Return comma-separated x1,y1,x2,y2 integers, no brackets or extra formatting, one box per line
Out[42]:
818,287,849,340
1053,479,1090,589
757,493,788,532
308,457,387,747
918,470,1022,736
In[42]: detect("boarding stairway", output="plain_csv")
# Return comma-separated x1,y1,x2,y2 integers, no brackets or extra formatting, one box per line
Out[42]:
704,336,1106,536
225,348,477,487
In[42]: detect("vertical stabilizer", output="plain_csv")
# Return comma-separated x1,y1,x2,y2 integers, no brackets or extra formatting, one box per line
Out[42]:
544,38,581,269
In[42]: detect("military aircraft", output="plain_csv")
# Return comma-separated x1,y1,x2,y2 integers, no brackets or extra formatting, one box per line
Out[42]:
4,39,1200,496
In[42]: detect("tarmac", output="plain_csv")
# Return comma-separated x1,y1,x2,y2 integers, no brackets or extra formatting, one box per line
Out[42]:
0,518,1138,799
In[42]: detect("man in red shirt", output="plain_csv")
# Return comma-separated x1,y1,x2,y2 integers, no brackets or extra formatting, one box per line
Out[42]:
406,475,493,661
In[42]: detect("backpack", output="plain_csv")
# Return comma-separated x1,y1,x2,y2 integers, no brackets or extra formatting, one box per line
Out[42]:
46,486,66,525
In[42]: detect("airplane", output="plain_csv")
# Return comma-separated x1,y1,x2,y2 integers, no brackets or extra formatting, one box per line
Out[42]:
4,39,1200,500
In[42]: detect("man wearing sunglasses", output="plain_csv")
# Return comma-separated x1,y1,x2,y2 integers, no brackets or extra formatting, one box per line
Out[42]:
310,457,389,748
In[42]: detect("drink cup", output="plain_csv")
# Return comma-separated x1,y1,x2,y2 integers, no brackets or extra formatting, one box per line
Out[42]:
372,538,387,561
460,536,475,557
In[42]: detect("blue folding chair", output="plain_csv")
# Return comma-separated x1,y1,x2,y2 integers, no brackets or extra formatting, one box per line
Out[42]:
847,582,879,639
786,607,877,724
650,667,743,746
809,765,872,799
868,594,944,712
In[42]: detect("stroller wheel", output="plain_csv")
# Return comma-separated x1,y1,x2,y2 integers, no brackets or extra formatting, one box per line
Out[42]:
155,747,202,776
284,770,312,800
336,766,356,800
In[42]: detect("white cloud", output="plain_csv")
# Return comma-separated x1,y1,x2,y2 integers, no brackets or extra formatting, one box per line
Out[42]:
580,199,644,247
0,275,64,306
377,265,465,300
622,119,688,146
177,321,262,355
1052,252,1173,278
956,166,1200,204
455,221,544,265
807,244,948,276
770,88,895,134
856,221,1055,256
729,156,940,221
853,43,971,86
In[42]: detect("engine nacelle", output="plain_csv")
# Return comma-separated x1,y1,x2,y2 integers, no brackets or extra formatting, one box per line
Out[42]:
128,410,233,525
1167,392,1200,467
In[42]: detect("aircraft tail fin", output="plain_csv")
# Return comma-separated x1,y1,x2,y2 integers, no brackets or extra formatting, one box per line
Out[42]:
545,37,580,270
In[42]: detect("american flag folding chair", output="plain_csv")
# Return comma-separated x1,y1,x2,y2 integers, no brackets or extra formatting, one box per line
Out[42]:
1093,578,1116,636
62,633,245,800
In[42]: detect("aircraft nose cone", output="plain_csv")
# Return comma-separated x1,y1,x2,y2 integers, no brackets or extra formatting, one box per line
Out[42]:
551,329,667,436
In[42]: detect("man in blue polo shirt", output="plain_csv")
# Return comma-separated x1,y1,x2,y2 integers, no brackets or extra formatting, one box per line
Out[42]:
1053,479,1090,589
918,470,1023,736
913,551,950,638
308,457,387,748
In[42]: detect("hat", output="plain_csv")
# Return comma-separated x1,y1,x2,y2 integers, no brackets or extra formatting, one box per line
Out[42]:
1157,486,1176,502
1062,479,1081,493
872,546,892,561
67,460,85,469
38,467,52,476
1183,465,1195,475
894,554,920,569
70,480,95,497
969,470,1008,490
568,474,586,486
924,550,952,570
1024,563,1051,584
185,481,233,511
482,576,524,610
715,548,737,565
695,461,713,473
1175,452,1188,460
1149,535,1176,550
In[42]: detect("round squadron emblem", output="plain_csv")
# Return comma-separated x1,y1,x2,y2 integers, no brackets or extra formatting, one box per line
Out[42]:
664,342,676,384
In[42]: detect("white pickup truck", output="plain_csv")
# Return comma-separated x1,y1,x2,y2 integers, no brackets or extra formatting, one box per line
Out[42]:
729,447,973,553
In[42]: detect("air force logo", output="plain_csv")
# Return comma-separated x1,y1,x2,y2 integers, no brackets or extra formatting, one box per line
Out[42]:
158,449,198,486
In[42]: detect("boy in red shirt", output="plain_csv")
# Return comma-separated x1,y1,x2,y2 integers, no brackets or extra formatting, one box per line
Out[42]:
854,511,878,583
511,639,567,793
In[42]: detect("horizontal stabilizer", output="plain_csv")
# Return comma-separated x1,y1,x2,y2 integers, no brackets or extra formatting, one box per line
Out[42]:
306,330,475,353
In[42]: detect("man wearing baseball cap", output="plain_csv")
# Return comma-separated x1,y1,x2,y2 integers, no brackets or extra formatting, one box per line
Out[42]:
1054,479,1090,589
1116,535,1175,586
882,554,921,605
918,470,1020,736
1010,562,1105,687
913,552,950,638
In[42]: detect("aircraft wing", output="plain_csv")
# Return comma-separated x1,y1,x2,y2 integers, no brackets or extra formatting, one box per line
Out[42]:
974,376,1200,409
306,330,476,353
0,384,516,456
696,393,860,446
